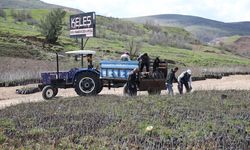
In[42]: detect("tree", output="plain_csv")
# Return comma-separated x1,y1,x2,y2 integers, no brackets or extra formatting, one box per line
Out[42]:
38,9,66,44
127,38,142,60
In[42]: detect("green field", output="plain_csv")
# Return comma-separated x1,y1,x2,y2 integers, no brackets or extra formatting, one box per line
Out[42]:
0,90,249,149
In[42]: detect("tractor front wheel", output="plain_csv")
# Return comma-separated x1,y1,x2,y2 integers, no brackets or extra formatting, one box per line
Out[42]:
42,85,57,100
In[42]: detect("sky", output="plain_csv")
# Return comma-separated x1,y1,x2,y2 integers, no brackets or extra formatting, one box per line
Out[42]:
41,0,250,22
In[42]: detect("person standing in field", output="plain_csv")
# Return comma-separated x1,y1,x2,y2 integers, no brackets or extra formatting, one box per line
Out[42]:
137,53,150,72
166,67,179,95
153,57,161,72
177,69,192,94
124,68,139,96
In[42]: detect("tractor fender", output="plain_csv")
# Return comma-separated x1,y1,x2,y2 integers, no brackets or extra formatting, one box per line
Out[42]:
73,69,100,85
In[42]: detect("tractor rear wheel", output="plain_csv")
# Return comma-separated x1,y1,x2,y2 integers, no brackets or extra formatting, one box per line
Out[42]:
74,72,101,96
42,85,57,100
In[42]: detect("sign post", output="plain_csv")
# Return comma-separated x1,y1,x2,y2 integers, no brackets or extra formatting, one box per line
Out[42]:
70,12,96,67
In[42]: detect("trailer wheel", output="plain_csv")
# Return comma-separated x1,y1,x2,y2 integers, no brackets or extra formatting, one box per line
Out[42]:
123,83,137,96
74,72,101,96
42,85,56,100
148,88,161,95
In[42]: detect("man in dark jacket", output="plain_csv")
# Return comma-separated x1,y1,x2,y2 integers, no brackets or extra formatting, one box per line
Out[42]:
137,53,150,72
153,57,160,72
177,69,192,94
166,67,179,95
124,68,139,96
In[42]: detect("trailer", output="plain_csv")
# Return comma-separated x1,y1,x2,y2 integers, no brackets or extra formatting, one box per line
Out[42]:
100,60,168,96
38,50,168,99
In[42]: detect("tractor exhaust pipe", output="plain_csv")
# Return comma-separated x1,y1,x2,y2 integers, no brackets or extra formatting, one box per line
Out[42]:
56,52,59,79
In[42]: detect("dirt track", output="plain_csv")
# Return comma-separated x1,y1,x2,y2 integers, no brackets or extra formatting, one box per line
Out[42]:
0,75,250,109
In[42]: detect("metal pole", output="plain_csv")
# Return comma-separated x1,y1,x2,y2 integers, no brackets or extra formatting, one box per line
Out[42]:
81,38,83,50
83,38,89,49
81,38,83,68
56,53,59,79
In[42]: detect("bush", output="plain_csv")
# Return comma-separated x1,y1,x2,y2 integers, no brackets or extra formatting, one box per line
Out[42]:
26,18,38,25
11,9,32,22
38,9,66,44
108,21,145,36
0,9,6,19
144,20,161,32
149,31,167,45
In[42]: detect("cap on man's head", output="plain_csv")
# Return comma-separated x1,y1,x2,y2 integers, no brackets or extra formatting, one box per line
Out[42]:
187,69,192,75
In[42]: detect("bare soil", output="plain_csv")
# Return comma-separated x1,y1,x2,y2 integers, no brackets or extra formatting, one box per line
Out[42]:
0,75,250,109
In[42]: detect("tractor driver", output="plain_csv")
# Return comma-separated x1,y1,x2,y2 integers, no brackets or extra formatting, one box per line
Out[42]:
87,54,93,69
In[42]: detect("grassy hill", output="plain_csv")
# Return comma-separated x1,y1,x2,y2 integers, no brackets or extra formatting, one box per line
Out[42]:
1,8,250,82
210,35,250,58
0,0,81,13
0,0,62,9
1,9,249,65
126,14,250,42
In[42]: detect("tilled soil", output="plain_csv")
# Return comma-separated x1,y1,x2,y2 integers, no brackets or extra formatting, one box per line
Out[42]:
0,75,249,109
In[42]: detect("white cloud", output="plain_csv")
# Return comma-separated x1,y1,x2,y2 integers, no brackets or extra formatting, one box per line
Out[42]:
41,0,250,22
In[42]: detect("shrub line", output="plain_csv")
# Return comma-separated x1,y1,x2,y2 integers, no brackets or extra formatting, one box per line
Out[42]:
0,78,41,87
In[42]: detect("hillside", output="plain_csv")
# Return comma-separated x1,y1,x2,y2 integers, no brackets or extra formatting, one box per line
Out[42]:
0,9,198,61
0,0,81,13
0,0,61,9
210,36,250,58
126,14,250,42
1,8,250,82
1,9,249,65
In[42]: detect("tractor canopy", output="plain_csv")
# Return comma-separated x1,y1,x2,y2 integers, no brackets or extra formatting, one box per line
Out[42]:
65,50,96,56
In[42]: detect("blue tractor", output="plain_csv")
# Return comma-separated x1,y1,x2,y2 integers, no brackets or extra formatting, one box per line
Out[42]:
39,50,168,100
38,50,103,99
